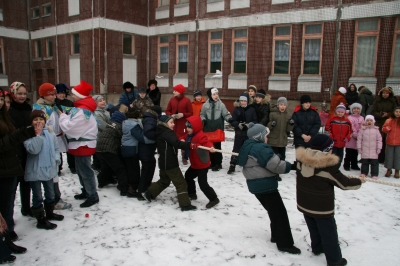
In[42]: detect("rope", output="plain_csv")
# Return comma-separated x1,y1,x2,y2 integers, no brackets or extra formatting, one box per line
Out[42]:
198,146,239,156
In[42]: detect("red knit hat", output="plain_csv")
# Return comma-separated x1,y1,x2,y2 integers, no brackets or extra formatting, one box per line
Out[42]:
71,80,93,99
39,83,56,97
173,84,186,94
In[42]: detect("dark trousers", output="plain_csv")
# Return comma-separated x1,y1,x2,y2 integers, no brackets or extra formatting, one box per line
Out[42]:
138,160,156,193
343,148,358,168
185,167,217,201
96,152,129,193
272,146,286,160
123,156,141,190
210,142,222,166
332,147,344,166
66,152,75,169
10,176,31,222
255,192,294,249
0,177,15,230
230,135,248,165
378,131,386,164
92,153,101,168
54,181,61,202
361,158,379,176
0,232,12,261
304,214,342,265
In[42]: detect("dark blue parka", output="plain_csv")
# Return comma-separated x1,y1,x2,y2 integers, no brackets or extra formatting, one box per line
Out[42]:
230,104,258,136
291,105,321,147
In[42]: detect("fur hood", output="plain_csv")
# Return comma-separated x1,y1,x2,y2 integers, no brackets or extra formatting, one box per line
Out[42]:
359,86,373,95
259,94,271,105
295,147,339,177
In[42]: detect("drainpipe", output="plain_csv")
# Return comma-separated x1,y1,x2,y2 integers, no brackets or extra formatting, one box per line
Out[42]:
27,0,35,101
147,0,150,81
92,0,95,91
55,0,59,83
103,0,108,94
331,0,342,98
194,0,199,91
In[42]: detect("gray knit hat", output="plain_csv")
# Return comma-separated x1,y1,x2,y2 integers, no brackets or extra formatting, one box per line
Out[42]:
92,95,104,103
247,122,270,141
349,103,362,114
277,97,288,106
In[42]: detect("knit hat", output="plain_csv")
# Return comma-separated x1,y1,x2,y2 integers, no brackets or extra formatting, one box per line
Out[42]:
159,115,173,123
336,103,346,112
39,83,56,97
277,97,288,106
300,95,311,104
9,81,26,95
173,84,186,94
349,103,362,114
111,111,126,124
247,122,269,141
338,87,347,95
30,110,47,123
150,105,162,115
120,99,130,107
123,82,134,90
239,93,249,102
148,79,157,87
71,80,93,99
55,83,70,95
193,90,202,97
365,115,375,123
256,89,266,98
247,85,257,93
138,87,147,94
394,106,400,112
309,134,334,152
92,95,104,103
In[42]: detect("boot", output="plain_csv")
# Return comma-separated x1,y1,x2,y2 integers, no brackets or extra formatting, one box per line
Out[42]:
227,164,235,174
395,170,400,179
206,198,220,209
278,245,301,254
44,203,64,221
327,258,347,266
31,205,57,230
188,194,197,200
385,169,392,177
181,205,197,211
0,255,16,264
5,232,27,254
212,164,222,172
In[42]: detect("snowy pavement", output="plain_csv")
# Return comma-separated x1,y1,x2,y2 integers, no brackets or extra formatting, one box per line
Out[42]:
11,131,400,266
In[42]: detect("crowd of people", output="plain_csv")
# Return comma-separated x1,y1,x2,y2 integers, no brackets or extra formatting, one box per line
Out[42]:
0,81,399,266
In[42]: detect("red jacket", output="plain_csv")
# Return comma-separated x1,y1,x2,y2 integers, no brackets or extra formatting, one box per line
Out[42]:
329,90,347,116
325,115,352,148
382,117,400,146
180,116,213,169
166,95,193,138
192,97,205,116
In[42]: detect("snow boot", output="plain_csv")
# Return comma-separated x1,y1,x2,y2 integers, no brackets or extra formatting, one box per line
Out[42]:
351,165,360,170
212,164,222,172
188,194,197,200
142,191,152,202
8,231,18,242
227,164,235,174
5,232,27,254
0,255,16,264
394,170,399,179
327,258,347,266
74,193,87,200
31,205,57,230
385,169,392,177
278,245,301,254
44,203,64,221
181,205,197,212
206,198,220,209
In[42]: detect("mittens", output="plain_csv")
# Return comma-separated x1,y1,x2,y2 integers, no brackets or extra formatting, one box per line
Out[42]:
289,119,294,125
271,121,277,127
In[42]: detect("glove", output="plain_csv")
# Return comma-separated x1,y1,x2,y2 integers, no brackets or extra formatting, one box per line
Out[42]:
190,143,199,149
227,118,233,123
289,119,294,125
176,113,184,119
238,123,248,130
271,121,277,127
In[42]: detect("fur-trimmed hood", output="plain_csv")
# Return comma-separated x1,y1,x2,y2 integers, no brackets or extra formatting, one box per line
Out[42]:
359,86,373,95
295,147,339,177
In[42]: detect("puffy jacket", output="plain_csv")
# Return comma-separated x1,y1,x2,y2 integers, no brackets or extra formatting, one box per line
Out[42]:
345,90,358,108
345,114,364,149
357,125,382,159
94,106,110,132
55,98,74,108
295,147,362,218
96,121,123,155
292,105,321,147
146,87,161,106
267,106,294,147
230,104,258,136
130,111,158,162
200,99,231,132
382,118,400,146
251,94,271,126
119,89,138,104
121,119,140,157
131,96,154,116
357,87,375,117
329,90,347,116
166,95,193,138
192,97,205,117
325,115,352,148
370,88,397,128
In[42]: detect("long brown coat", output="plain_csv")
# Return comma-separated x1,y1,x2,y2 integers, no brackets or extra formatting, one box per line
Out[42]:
329,90,347,116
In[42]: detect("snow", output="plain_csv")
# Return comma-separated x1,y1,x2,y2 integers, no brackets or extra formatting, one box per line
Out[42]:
11,131,400,266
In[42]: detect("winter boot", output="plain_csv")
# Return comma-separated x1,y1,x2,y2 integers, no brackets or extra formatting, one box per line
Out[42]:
44,203,64,221
31,205,57,230
74,193,87,200
8,231,18,242
394,170,400,179
181,205,197,211
385,169,392,177
0,255,16,264
54,199,72,210
5,232,27,254
212,164,222,172
227,164,235,174
188,194,197,200
278,245,301,254
142,191,152,202
327,258,347,266
206,198,220,209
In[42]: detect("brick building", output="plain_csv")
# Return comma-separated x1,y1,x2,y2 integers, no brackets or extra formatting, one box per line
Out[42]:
0,0,399,110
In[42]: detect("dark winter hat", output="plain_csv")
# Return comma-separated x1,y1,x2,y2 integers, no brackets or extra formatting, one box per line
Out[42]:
309,134,334,152
300,95,312,104
55,83,70,95
277,97,288,106
138,87,147,94
120,99,130,107
150,105,162,115
147,79,157,87
30,110,47,123
394,106,400,112
126,109,142,119
123,81,134,90
239,93,249,102
159,115,173,124
111,111,127,124
247,122,269,141
256,89,266,98
193,90,202,97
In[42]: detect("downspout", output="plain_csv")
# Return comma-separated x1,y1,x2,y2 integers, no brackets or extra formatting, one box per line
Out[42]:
103,0,108,94
92,0,95,91
146,0,149,81
55,0,59,83
194,0,199,91
27,0,35,101
331,0,342,98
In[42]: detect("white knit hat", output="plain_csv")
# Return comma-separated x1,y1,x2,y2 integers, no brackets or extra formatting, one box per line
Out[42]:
365,115,375,123
338,87,347,94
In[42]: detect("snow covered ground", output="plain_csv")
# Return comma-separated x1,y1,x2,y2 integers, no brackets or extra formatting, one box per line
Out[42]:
11,130,400,266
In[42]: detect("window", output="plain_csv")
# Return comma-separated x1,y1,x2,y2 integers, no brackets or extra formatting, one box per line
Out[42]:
43,3,51,16
46,38,53,57
273,26,291,74
353,19,380,76
177,0,189,3
0,38,4,74
302,23,323,75
177,34,188,73
209,31,223,74
159,0,170,6
32,7,40,18
0,9,3,21
123,34,134,55
159,36,169,73
72,33,80,54
232,29,247,73
35,40,42,58
391,18,400,77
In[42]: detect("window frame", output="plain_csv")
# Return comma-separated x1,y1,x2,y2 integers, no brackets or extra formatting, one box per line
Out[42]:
42,3,51,17
159,0,170,7
71,33,80,55
123,34,135,55
0,9,4,22
390,17,400,77
176,0,189,4
176,33,189,74
32,6,40,19
158,35,169,74
272,25,292,75
208,30,223,74
231,28,248,74
352,19,380,77
0,38,5,74
34,40,42,59
301,23,324,75
46,38,53,58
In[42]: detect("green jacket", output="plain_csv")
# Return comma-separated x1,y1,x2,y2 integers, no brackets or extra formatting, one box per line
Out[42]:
267,106,294,147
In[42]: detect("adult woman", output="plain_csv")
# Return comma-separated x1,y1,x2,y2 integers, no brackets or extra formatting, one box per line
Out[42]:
345,83,358,109
329,87,347,116
146,79,161,106
357,86,375,117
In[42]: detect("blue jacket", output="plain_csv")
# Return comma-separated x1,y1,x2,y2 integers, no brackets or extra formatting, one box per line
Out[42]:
238,139,291,194
119,89,138,104
131,111,157,162
121,119,140,157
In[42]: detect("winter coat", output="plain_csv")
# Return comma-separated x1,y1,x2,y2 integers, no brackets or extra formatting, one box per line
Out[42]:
0,124,36,178
55,98,74,108
292,105,321,147
94,107,111,132
382,118,400,146
230,104,258,136
345,90,358,108
325,115,352,148
200,99,232,132
119,89,138,104
357,87,375,117
130,110,158,162
131,96,154,116
357,125,382,159
59,97,98,156
345,114,364,149
238,139,291,194
192,97,205,117
96,119,123,155
121,119,140,157
156,122,191,170
295,147,362,218
329,90,347,116
146,87,161,106
370,88,397,128
166,95,193,138
251,95,271,126
267,106,294,148
179,116,213,169
24,128,60,182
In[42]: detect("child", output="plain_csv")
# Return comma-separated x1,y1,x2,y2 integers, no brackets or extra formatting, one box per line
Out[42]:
357,115,382,180
252,89,270,126
142,115,197,211
238,123,301,255
92,94,111,171
382,106,400,178
192,90,205,116
247,85,257,104
24,110,64,230
200,87,232,171
325,103,352,166
228,93,257,174
296,134,364,266
181,116,219,209
343,103,364,171
130,87,154,116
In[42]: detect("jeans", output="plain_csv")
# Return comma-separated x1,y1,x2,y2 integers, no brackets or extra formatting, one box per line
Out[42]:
54,181,61,203
75,155,99,202
29,180,55,209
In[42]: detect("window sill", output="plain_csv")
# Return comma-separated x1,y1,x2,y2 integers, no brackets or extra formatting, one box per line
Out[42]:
42,14,51,18
44,57,53,61
0,74,8,87
33,58,42,61
228,73,247,80
207,0,223,3
173,73,188,78
31,17,39,20
298,75,322,82
156,6,169,11
123,54,137,59
268,75,291,81
205,73,222,79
